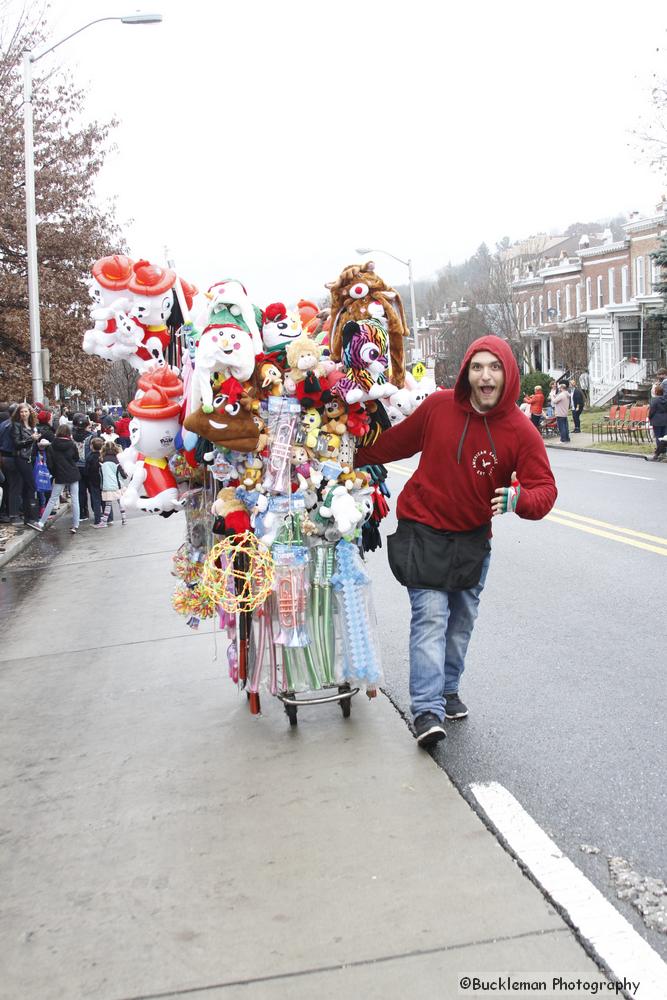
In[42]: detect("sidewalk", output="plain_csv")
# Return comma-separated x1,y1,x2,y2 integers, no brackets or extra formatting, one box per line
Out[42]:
0,514,614,999
543,431,651,458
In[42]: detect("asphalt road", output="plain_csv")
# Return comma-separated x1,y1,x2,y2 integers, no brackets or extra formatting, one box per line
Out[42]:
368,446,667,961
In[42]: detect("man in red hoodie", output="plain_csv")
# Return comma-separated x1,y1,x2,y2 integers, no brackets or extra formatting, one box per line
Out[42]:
355,336,557,748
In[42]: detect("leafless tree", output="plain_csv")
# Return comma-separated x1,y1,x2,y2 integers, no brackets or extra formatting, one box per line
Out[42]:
101,361,139,407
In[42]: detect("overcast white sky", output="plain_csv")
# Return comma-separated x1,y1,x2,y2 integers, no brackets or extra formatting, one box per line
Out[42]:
22,0,667,307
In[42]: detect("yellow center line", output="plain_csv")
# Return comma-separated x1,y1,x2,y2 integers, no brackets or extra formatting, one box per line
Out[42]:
553,508,667,546
385,467,667,555
547,514,667,556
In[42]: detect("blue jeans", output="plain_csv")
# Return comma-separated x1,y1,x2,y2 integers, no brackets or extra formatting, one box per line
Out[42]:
407,553,491,720
39,481,80,529
556,416,570,441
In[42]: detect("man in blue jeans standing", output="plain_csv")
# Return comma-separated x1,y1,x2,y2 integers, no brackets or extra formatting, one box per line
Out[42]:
550,380,572,442
355,336,557,748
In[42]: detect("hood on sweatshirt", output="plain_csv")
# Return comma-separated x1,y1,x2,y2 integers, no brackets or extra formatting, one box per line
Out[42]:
452,335,521,463
454,335,521,416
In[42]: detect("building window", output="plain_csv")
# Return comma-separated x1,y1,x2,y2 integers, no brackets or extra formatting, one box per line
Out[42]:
556,289,561,320
515,303,520,326
621,266,629,302
636,256,645,296
608,268,615,304
586,277,592,311
597,275,604,308
622,327,642,358
547,291,552,313
530,296,535,326
523,300,528,330
565,284,572,318
576,284,582,316
651,257,659,292
539,295,544,324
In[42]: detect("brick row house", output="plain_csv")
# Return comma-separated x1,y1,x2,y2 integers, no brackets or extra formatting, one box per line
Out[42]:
511,198,667,404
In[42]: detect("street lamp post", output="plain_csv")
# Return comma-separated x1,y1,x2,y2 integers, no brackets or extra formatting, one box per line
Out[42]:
355,246,419,362
23,13,163,403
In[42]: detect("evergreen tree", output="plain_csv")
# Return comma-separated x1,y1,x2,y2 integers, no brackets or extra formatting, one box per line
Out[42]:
651,235,667,310
0,6,125,401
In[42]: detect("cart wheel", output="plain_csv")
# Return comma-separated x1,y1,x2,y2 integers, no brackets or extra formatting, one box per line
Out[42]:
338,683,351,719
285,702,298,727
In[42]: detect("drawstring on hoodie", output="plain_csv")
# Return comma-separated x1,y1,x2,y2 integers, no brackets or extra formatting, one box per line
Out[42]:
456,414,498,465
456,414,470,464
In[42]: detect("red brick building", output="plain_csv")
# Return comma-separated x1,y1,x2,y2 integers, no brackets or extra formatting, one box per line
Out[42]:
511,198,667,403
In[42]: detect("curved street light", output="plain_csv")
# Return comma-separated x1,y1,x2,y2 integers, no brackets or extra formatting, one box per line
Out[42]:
355,246,419,361
23,13,163,402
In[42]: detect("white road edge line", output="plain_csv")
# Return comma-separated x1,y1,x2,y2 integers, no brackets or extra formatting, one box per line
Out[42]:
589,469,655,481
470,782,667,1000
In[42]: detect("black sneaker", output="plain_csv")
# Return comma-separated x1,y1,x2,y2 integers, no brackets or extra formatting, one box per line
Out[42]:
414,712,446,748
445,692,468,720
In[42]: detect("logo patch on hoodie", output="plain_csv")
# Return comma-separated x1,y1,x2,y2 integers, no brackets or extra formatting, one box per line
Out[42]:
472,449,498,477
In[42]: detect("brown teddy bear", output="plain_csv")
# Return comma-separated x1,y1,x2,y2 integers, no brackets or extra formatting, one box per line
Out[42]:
321,397,348,436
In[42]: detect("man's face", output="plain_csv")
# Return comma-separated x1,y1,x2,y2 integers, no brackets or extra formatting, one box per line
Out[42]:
468,351,505,412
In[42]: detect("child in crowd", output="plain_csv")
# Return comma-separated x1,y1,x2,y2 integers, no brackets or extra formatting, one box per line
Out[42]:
33,438,53,517
30,425,81,534
84,437,104,525
95,441,127,528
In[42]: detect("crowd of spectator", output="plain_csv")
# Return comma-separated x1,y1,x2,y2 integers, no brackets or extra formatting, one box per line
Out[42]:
0,402,130,538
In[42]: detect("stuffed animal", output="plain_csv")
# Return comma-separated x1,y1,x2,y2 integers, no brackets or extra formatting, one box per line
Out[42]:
257,358,284,396
318,484,364,537
211,487,252,536
332,320,396,405
82,254,136,362
124,381,184,514
206,279,263,354
184,378,263,453
326,260,409,388
321,398,348,436
300,407,322,450
262,302,303,362
284,335,332,407
191,312,258,412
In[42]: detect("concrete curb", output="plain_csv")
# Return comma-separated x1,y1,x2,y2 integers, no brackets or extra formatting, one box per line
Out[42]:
0,503,70,571
544,442,651,459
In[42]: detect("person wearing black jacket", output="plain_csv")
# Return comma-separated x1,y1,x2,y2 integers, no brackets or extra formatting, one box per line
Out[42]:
645,379,667,462
29,425,81,533
11,404,40,526
84,437,105,525
35,410,56,444
570,381,585,433
72,413,93,520
0,402,18,522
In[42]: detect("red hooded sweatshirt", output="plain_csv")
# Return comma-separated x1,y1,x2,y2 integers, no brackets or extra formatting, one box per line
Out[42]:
355,335,557,533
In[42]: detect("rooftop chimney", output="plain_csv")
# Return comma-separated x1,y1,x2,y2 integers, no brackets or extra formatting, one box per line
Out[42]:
578,234,590,249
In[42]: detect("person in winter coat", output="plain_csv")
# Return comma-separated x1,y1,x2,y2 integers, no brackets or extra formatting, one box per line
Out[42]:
84,437,105,524
522,385,544,431
114,411,131,450
95,441,127,528
354,335,557,749
0,403,19,522
570,381,585,433
29,425,81,533
11,403,40,526
549,381,571,442
645,379,667,462
72,414,94,520
35,410,56,443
